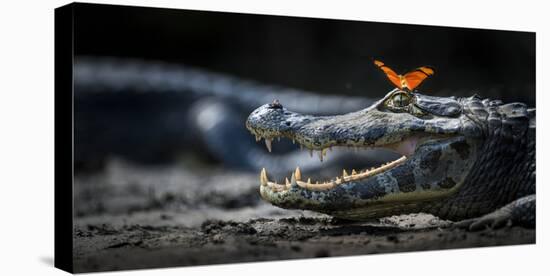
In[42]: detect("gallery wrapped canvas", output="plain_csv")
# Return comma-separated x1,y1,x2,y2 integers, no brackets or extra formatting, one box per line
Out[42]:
55,2,535,273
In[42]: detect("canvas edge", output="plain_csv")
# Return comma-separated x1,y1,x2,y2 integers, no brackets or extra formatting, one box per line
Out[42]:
54,2,75,274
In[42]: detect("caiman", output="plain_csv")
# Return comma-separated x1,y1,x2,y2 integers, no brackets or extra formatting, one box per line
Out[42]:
246,89,535,230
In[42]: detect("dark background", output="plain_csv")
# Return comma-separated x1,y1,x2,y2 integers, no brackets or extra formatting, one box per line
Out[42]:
74,3,536,105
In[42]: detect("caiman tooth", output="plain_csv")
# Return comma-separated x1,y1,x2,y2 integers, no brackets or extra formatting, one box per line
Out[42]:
255,135,261,142
320,148,328,162
352,169,357,175
285,177,290,185
294,167,302,181
342,169,348,177
290,173,297,187
260,168,268,186
265,138,272,153
307,178,312,184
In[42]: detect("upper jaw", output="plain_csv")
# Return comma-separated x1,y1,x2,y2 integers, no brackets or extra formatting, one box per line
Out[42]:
246,102,439,156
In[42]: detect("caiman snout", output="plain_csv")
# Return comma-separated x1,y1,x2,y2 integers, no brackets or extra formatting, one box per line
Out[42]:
246,100,321,152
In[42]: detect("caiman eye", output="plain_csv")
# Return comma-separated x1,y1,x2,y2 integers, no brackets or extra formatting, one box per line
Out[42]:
389,92,411,107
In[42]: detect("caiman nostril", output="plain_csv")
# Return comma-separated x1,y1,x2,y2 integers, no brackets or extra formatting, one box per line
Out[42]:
268,99,283,109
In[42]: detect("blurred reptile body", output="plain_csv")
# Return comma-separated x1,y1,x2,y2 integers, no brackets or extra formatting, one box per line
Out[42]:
74,57,377,173
246,89,535,229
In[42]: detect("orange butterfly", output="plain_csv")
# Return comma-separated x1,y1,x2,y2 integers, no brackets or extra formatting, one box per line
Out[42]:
374,60,435,91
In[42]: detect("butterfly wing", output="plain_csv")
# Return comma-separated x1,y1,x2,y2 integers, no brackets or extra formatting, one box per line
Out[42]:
374,60,402,89
403,66,435,90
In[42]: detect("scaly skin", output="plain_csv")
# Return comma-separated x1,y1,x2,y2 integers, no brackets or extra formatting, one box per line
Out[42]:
246,89,535,229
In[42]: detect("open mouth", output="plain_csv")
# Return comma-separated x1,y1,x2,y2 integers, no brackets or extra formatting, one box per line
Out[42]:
254,134,422,192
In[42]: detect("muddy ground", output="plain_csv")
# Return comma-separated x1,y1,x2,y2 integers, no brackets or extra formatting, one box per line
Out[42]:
74,159,535,273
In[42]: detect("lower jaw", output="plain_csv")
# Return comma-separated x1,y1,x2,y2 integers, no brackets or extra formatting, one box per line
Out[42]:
259,136,471,222
260,148,410,192
261,132,468,193
256,135,430,192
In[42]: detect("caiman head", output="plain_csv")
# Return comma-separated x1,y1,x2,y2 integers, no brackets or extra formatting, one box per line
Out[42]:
246,89,489,220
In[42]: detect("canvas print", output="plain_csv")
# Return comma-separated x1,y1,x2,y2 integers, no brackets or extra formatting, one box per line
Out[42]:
55,3,535,273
